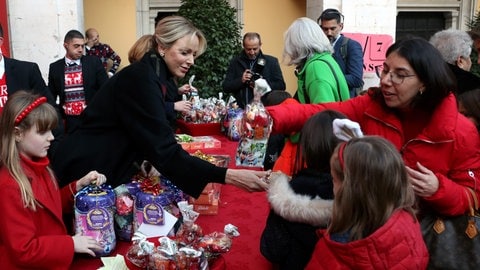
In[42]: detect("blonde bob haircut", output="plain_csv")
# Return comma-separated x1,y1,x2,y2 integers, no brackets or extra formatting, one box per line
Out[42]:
154,15,207,58
283,17,333,66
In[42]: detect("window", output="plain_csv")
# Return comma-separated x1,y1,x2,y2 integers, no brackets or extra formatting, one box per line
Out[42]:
396,12,446,40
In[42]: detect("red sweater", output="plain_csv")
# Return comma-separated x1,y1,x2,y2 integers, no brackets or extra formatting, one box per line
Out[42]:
267,91,480,216
306,211,429,270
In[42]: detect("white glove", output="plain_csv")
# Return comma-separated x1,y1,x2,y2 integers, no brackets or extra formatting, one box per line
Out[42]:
333,118,364,141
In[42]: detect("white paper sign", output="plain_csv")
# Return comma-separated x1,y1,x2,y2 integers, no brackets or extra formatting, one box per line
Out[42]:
137,210,178,238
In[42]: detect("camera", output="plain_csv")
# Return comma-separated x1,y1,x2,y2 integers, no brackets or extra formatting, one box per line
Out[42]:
247,57,266,84
247,70,262,83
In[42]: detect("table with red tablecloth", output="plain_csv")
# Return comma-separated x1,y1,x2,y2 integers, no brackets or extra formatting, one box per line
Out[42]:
70,135,274,270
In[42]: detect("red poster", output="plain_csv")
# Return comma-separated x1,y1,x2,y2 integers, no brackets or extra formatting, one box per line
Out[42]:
0,0,9,57
344,33,394,73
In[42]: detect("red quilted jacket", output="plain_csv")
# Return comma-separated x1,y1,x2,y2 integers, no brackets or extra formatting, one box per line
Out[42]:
267,90,480,216
305,211,429,270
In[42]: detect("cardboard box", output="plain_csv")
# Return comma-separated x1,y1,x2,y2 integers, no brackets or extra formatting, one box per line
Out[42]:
187,154,228,215
192,204,219,216
177,119,222,136
189,183,222,215
179,136,221,150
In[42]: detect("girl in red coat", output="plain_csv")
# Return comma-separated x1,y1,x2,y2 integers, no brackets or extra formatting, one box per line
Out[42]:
0,91,107,269
306,136,429,269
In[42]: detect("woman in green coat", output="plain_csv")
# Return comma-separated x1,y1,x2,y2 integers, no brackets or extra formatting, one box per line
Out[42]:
273,17,350,176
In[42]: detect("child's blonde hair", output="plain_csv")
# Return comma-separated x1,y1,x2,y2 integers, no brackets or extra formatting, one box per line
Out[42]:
0,90,58,210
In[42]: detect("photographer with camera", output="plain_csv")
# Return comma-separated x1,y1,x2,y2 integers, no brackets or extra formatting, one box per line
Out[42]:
223,32,286,109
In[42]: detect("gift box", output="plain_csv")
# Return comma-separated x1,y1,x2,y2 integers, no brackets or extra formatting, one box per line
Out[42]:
189,183,222,215
192,203,220,216
177,119,222,136
188,153,229,215
179,136,222,150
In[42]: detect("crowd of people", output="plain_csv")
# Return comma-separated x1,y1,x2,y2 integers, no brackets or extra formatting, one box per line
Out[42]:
1,6,480,269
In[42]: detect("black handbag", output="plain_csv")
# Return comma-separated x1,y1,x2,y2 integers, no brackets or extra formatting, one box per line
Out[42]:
420,188,480,270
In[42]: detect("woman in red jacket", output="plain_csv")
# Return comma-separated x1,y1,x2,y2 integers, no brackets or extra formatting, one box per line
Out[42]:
0,91,106,269
267,37,480,218
306,136,428,269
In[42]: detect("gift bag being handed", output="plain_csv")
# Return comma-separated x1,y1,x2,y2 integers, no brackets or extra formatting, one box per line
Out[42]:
235,79,272,167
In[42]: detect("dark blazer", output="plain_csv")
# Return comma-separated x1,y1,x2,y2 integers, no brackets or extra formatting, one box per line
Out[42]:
48,55,108,132
51,52,226,198
447,63,480,95
222,50,286,108
332,35,364,97
4,56,64,147
4,57,51,99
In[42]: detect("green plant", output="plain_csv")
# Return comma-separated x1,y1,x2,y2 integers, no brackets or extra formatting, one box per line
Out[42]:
177,0,242,98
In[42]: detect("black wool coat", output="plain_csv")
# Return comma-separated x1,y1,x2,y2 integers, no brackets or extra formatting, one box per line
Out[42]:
4,57,64,147
222,50,286,108
51,52,226,198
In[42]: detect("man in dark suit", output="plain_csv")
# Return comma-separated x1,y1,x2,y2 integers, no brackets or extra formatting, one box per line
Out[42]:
0,23,64,152
48,29,108,133
318,9,364,97
0,24,57,111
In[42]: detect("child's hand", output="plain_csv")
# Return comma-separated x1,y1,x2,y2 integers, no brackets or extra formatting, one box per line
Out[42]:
72,233,102,257
76,170,107,191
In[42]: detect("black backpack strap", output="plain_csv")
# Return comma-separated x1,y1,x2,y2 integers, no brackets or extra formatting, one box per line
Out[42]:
340,36,349,62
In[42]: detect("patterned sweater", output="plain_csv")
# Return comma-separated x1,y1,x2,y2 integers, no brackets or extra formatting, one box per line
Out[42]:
86,43,121,75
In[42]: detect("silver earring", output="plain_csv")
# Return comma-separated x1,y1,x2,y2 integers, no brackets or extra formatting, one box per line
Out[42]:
160,52,165,57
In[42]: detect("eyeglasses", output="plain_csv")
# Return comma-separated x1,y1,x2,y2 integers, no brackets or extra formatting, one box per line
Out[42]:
375,65,416,85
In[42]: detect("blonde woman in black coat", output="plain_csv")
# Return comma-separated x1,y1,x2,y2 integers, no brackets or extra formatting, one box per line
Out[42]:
51,16,268,198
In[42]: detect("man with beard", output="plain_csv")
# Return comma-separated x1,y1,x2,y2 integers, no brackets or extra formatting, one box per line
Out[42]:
223,32,286,109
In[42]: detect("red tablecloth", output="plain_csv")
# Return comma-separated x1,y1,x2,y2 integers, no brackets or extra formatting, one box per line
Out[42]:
70,135,274,269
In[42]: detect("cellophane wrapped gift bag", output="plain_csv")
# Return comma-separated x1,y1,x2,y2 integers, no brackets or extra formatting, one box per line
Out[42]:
126,202,240,270
235,79,272,167
74,184,117,256
114,181,141,241
222,96,244,141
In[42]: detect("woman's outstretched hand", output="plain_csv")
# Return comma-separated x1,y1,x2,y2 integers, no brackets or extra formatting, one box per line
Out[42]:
225,169,270,192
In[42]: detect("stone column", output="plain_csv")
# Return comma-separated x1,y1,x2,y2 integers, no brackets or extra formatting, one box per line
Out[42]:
7,0,84,81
